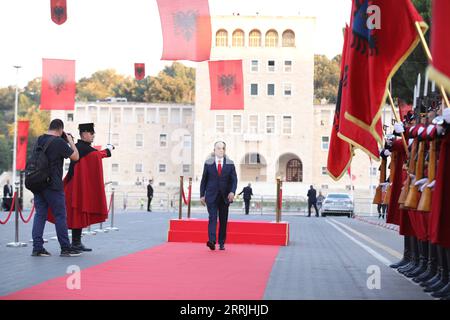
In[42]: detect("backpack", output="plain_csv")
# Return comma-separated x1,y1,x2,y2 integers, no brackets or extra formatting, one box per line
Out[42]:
24,136,57,193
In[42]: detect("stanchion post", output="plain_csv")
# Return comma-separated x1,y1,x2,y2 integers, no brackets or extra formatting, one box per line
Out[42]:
275,178,280,223
105,189,118,231
187,177,192,219
7,186,27,247
179,176,183,220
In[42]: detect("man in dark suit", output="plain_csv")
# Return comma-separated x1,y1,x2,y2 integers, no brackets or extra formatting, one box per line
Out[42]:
200,141,238,251
147,181,154,212
3,180,12,198
238,183,253,215
307,185,319,217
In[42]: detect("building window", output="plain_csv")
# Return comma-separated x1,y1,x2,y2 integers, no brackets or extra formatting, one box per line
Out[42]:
136,108,145,124
322,185,329,190
67,113,74,122
182,108,193,124
245,153,263,165
88,105,97,123
183,135,192,148
322,167,328,175
346,185,353,191
265,30,279,47
170,108,181,124
112,163,119,173
147,108,157,123
286,159,302,182
216,115,225,133
136,134,144,148
216,29,228,47
160,134,167,147
99,107,109,123
266,116,275,134
250,83,258,96
159,164,166,173
268,60,276,72
321,136,330,150
232,29,245,47
283,116,292,135
284,60,293,72
159,182,166,187
135,163,143,173
320,110,331,126
232,115,242,134
370,167,378,176
183,164,191,174
251,60,259,72
249,29,261,47
159,108,168,124
123,107,133,123
249,115,259,134
112,133,119,147
282,30,295,47
267,84,275,96
283,83,292,96
112,108,121,123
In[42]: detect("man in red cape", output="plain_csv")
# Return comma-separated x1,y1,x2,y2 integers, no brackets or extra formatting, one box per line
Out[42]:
48,123,113,251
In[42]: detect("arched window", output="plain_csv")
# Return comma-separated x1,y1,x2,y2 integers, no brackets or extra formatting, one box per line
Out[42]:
232,29,245,47
282,30,295,47
265,30,279,47
286,159,302,182
216,29,228,47
249,29,262,47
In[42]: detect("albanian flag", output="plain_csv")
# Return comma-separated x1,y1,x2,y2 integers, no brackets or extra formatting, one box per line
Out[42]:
427,0,450,93
342,0,426,149
135,63,145,80
16,120,30,171
209,60,244,110
157,0,212,61
40,58,75,110
327,26,353,180
50,0,67,25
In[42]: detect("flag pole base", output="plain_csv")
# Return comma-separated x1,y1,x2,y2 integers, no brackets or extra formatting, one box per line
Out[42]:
104,227,119,231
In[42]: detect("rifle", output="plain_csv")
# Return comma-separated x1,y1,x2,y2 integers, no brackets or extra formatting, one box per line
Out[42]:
417,127,437,211
373,157,387,204
404,128,426,209
398,136,418,207
383,151,397,205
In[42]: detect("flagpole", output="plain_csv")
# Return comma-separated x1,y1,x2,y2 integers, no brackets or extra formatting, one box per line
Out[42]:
12,66,22,189
415,22,450,108
387,89,409,155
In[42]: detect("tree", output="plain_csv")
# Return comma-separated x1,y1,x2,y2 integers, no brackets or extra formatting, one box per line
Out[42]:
314,54,341,104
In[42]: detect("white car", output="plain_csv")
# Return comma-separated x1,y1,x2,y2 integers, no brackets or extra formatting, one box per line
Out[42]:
320,193,354,218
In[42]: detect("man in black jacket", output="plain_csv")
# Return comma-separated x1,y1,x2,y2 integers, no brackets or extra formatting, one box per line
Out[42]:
3,180,13,198
147,181,154,212
238,183,253,215
307,185,319,217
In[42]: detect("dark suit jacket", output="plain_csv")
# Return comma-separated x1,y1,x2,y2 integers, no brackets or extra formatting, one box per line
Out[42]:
307,189,317,203
239,187,253,200
147,184,154,197
200,156,238,205
3,184,12,198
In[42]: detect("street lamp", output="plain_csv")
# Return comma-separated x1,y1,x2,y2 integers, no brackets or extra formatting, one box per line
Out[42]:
12,65,22,188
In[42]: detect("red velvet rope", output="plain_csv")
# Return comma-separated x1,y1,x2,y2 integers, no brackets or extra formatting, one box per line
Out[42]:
18,203,35,223
0,192,16,225
181,184,192,206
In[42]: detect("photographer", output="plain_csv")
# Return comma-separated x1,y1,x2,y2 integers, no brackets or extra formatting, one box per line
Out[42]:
30,119,81,257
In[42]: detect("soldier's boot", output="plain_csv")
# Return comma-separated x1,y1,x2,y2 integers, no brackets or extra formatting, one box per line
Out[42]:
406,240,428,278
414,242,438,283
424,247,448,293
431,248,450,298
399,237,419,274
71,228,92,252
390,236,411,269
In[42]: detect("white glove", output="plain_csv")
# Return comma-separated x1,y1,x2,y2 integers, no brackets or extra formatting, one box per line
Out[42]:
414,177,428,187
443,108,450,124
437,124,444,136
106,144,115,152
427,180,436,189
380,182,389,187
408,138,414,146
394,122,405,134
383,149,391,157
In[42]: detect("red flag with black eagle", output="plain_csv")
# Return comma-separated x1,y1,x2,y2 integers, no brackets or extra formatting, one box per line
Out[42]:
16,120,30,171
135,63,145,80
427,0,450,93
40,58,75,110
50,0,67,25
157,0,212,62
341,0,427,157
327,26,353,180
209,60,244,110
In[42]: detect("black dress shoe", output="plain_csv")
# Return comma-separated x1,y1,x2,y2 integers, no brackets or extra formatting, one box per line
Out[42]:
219,244,225,250
206,241,215,251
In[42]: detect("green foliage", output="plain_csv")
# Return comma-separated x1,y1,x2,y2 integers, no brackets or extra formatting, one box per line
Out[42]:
314,54,341,104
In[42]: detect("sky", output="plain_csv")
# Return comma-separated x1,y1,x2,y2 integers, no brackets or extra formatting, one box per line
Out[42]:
0,0,352,87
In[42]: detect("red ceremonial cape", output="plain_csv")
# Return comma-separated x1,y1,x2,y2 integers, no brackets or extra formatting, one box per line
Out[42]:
430,132,450,248
48,147,110,229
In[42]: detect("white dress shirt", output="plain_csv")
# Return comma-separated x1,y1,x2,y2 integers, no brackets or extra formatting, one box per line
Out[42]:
215,156,224,171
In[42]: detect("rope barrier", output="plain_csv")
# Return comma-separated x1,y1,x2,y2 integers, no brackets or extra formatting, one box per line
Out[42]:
107,193,114,214
18,203,35,224
0,193,16,225
181,184,192,206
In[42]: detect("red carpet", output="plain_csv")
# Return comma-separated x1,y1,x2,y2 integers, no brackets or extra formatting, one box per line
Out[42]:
2,243,279,300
